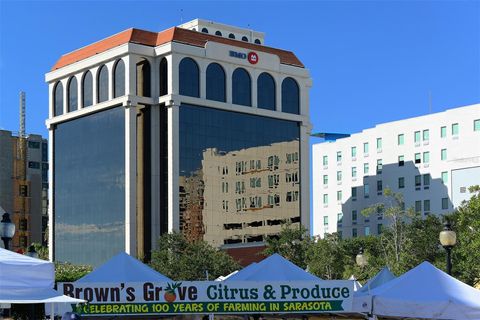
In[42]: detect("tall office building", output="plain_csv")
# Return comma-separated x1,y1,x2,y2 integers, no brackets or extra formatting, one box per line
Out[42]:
0,130,48,250
312,104,480,238
46,19,312,266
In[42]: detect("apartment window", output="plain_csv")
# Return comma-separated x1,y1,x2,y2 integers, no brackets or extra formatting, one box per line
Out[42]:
423,151,430,164
352,228,358,238
323,216,329,226
398,134,404,145
376,159,383,174
474,119,480,131
398,155,405,166
352,210,358,222
415,200,422,213
337,190,343,202
424,200,430,214
376,138,382,150
364,184,370,198
323,175,328,185
441,149,447,161
351,146,357,158
363,142,369,154
441,197,449,210
352,167,357,178
398,177,405,189
415,175,421,188
19,185,28,197
337,171,342,181
423,129,429,141
377,180,383,193
415,153,421,164
365,226,370,236
28,141,40,149
441,171,448,184
452,123,459,135
352,187,357,200
323,155,328,166
377,224,383,234
336,151,342,162
337,212,343,223
323,194,328,205
364,163,369,174
414,131,421,143
423,174,430,187
441,126,447,138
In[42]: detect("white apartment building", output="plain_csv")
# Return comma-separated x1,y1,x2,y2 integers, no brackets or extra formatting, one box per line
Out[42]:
312,104,480,238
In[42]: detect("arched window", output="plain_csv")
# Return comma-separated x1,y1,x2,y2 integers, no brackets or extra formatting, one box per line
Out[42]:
257,72,276,110
97,65,109,103
159,57,168,96
82,71,93,107
228,33,235,39
54,81,63,116
242,36,248,42
232,68,251,107
67,77,78,112
282,77,300,114
113,59,125,98
136,59,151,97
201,28,209,33
215,31,222,36
254,39,261,45
206,63,226,102
179,57,199,98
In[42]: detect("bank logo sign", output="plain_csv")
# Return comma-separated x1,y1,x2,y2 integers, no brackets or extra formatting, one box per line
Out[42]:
229,50,259,65
60,281,353,316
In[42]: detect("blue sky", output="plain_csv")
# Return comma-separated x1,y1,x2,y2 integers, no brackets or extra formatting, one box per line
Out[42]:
0,0,479,137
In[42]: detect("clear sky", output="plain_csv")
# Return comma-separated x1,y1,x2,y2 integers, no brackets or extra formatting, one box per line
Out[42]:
0,0,479,138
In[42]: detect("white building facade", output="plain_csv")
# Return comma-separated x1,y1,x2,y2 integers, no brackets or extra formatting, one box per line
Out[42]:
46,20,312,266
312,104,480,238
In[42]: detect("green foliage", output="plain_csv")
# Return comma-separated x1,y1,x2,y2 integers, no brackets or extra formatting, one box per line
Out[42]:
306,233,346,279
449,185,480,286
263,223,311,269
150,232,240,281
55,262,93,282
32,243,49,260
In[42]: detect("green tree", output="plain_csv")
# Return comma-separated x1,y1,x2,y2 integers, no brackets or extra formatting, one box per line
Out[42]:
341,235,385,281
55,262,92,282
306,233,346,279
263,223,311,269
449,185,480,286
150,232,240,280
32,242,49,260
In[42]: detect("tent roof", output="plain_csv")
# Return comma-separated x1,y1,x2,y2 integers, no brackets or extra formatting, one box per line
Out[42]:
76,252,171,283
358,267,395,294
0,248,54,289
371,262,480,319
0,287,85,304
226,254,321,281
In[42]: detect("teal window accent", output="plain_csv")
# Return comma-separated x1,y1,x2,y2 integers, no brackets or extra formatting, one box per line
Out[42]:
441,149,447,160
365,226,370,236
415,153,421,164
441,126,447,138
423,151,430,163
441,171,448,184
351,146,357,157
398,155,405,166
337,212,343,223
323,175,328,185
323,216,329,225
423,129,429,141
323,155,328,166
376,159,383,173
337,191,342,201
363,142,369,153
352,167,357,178
398,134,404,145
442,197,448,209
474,119,480,131
337,171,342,181
336,151,342,162
414,131,421,143
364,184,370,198
323,194,328,204
352,210,357,221
376,138,382,150
364,163,369,174
452,123,459,135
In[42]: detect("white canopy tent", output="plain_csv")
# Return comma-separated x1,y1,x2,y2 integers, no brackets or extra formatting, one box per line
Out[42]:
356,262,480,319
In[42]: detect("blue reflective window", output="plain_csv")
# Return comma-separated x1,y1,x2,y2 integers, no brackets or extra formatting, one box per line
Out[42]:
242,36,248,42
232,68,251,106
257,72,276,110
136,59,151,97
281,77,300,114
206,63,226,102
179,57,200,98
215,31,222,36
159,57,168,96
54,81,63,116
67,77,78,112
113,59,125,98
228,33,235,39
254,39,261,45
97,65,109,103
201,28,209,34
82,71,93,107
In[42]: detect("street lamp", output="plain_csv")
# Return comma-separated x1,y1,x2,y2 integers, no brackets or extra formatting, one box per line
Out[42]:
439,221,456,275
26,244,38,259
0,212,16,250
356,247,368,268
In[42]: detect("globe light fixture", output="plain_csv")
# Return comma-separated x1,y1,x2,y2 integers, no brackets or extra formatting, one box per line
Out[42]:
0,212,16,250
439,221,456,275
356,247,368,268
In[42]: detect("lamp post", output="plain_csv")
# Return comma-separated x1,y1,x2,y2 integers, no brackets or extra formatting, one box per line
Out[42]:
26,244,38,258
0,212,16,250
439,221,456,275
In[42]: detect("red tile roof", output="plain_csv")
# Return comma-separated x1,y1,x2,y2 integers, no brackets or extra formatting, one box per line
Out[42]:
52,27,304,70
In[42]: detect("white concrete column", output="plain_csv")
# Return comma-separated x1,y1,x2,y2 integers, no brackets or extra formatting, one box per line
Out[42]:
225,65,233,104
168,101,180,232
77,74,83,110
91,66,99,105
62,78,68,115
125,104,137,255
47,126,54,262
107,61,115,100
251,69,258,108
169,54,178,95
275,76,282,112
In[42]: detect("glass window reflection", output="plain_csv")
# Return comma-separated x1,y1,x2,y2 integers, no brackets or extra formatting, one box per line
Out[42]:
54,81,63,116
97,65,109,103
257,72,276,110
114,59,125,98
179,57,200,98
206,63,226,102
68,77,78,112
281,77,299,114
82,71,93,107
232,68,251,107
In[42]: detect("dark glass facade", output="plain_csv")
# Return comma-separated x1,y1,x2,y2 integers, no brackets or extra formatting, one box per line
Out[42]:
54,107,125,266
54,82,63,116
179,58,200,98
179,104,301,247
68,77,78,112
232,68,251,107
281,77,300,114
114,60,125,98
159,58,168,96
257,72,276,110
82,71,93,107
97,65,109,103
206,63,226,102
